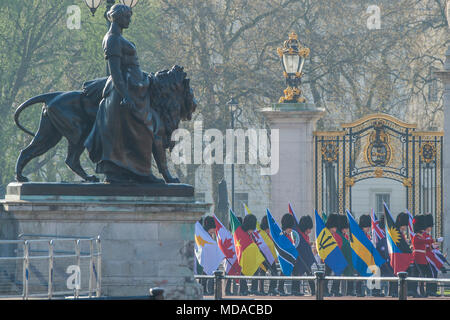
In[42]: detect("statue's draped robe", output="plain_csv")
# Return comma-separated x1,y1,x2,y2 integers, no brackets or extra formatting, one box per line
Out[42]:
85,32,154,177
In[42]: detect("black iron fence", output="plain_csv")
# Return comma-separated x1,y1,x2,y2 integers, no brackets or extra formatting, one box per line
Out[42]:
195,271,450,300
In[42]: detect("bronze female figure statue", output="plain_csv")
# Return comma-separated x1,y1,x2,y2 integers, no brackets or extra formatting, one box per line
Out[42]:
13,5,196,184
85,4,162,183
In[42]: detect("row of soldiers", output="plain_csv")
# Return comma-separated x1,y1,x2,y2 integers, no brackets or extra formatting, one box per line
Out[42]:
198,210,445,297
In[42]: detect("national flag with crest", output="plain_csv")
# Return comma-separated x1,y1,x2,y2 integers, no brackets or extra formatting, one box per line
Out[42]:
371,208,385,247
314,210,348,276
213,215,241,276
266,208,298,276
194,222,225,275
243,204,276,267
383,203,412,275
229,209,265,276
346,210,386,276
288,203,316,274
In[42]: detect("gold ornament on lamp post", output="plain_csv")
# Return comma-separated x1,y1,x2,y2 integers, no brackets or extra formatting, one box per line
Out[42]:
277,32,310,103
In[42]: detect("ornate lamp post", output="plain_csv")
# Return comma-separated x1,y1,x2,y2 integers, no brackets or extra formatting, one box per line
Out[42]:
227,98,239,213
277,32,310,104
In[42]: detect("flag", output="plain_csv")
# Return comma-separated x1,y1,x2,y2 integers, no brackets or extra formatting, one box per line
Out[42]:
288,203,300,224
213,215,241,276
383,202,412,275
427,249,444,278
194,222,225,275
371,208,385,247
288,203,316,274
346,210,386,276
314,210,348,275
406,209,415,238
266,208,298,276
229,209,265,276
243,204,276,266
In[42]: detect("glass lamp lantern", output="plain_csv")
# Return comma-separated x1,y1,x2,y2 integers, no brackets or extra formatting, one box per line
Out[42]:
84,0,103,16
119,0,139,7
277,32,310,103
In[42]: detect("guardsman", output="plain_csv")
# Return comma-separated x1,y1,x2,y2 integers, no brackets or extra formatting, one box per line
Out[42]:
260,215,280,296
424,214,443,297
337,214,354,296
411,214,435,297
356,214,372,297
242,214,267,296
280,213,303,296
324,213,342,297
375,215,395,297
298,215,316,296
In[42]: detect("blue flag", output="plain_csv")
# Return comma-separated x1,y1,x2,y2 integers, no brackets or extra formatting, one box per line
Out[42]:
315,210,348,276
266,209,298,276
346,210,386,276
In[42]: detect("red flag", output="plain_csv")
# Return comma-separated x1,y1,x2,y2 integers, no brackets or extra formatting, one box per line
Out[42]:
213,215,241,276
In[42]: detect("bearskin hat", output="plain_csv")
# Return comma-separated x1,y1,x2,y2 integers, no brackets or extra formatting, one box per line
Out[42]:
242,214,257,232
281,213,295,231
260,216,269,231
338,214,349,230
299,215,313,233
203,216,216,231
359,214,371,228
395,212,409,228
413,214,426,234
424,214,434,229
326,213,340,229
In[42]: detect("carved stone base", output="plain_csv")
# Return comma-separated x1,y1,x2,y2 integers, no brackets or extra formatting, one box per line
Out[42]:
1,182,210,299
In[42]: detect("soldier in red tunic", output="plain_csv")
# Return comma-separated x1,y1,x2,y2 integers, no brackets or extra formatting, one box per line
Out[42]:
412,214,435,297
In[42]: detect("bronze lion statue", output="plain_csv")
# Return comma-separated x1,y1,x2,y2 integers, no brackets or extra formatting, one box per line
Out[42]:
14,65,196,183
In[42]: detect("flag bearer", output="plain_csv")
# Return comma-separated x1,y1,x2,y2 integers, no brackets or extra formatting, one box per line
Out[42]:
280,214,303,296
354,214,372,297
260,215,281,296
298,215,316,296
324,213,343,297
242,214,267,296
375,215,395,297
337,214,354,296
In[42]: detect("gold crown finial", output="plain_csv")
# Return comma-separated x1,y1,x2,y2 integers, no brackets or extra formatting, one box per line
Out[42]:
288,32,298,40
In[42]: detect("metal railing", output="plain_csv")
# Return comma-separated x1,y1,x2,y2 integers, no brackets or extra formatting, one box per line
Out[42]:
195,271,450,300
0,236,101,299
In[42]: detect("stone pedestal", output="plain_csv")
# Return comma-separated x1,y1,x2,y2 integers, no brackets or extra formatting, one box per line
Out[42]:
261,103,325,222
0,182,211,299
436,46,450,252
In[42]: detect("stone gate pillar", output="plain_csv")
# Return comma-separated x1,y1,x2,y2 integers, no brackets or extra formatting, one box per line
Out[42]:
436,46,450,251
261,103,325,222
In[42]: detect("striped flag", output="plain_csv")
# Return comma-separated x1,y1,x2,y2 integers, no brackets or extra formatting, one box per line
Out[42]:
347,209,386,276
266,208,299,276
371,208,385,247
384,203,412,275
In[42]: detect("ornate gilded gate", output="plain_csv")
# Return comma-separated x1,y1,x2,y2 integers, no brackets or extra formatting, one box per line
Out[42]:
314,114,443,237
